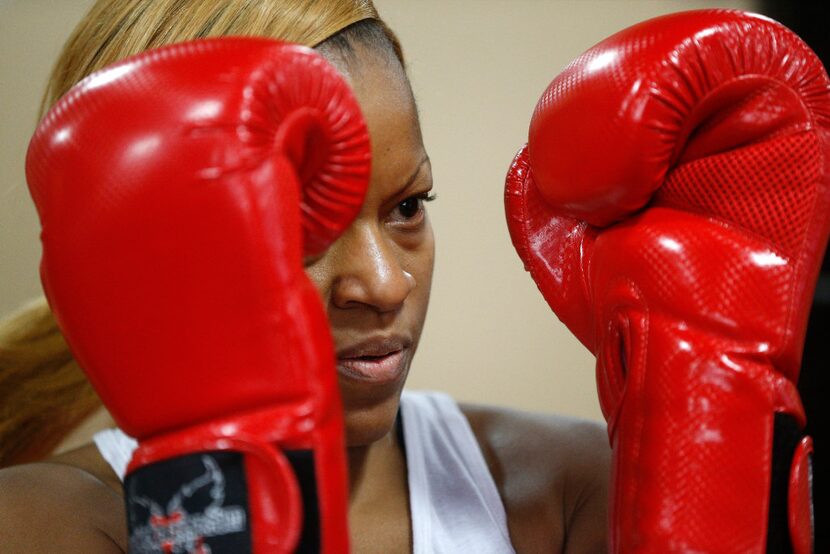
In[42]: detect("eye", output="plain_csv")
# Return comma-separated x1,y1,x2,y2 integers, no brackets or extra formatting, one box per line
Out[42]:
398,196,421,219
392,192,436,225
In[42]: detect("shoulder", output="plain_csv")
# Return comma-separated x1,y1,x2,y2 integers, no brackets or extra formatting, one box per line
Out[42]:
459,401,610,554
0,443,126,553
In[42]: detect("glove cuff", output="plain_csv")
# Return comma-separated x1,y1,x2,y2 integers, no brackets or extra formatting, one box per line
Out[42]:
126,402,348,553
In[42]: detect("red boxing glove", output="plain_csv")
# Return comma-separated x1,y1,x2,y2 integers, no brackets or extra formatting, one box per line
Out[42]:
506,10,830,553
26,38,370,553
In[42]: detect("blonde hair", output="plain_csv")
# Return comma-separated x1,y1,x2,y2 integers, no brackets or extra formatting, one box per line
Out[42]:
0,298,100,464
40,0,402,118
1,0,403,468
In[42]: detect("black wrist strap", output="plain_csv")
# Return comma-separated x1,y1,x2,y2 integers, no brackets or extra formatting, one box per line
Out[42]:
125,451,253,553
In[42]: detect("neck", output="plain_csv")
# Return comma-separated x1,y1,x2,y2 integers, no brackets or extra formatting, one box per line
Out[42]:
345,421,407,506
343,416,413,549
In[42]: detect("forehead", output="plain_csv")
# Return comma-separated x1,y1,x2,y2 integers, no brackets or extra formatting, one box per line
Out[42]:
321,43,425,189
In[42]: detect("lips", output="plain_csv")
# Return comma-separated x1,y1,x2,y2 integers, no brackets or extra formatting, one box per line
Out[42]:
336,336,410,384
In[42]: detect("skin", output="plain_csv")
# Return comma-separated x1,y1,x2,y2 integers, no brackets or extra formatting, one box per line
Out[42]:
0,40,610,553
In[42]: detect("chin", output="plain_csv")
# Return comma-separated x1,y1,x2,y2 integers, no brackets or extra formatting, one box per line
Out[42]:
339,380,406,447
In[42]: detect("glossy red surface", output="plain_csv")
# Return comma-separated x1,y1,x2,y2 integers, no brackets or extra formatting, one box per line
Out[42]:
506,10,830,552
27,38,369,553
789,437,814,554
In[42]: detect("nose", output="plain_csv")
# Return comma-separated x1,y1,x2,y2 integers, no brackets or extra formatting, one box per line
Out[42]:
329,222,415,314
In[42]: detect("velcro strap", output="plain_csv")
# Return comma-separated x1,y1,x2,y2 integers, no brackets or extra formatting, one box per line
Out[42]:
126,451,252,554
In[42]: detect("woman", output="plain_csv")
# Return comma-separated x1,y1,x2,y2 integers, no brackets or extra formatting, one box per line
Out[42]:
0,1,610,552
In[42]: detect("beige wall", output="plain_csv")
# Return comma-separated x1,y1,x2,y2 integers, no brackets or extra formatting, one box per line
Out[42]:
0,0,755,423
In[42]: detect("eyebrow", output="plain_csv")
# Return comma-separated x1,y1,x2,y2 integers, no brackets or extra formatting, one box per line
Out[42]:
396,154,431,195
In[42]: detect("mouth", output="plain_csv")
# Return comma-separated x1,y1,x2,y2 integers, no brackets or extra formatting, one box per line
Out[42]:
336,336,410,384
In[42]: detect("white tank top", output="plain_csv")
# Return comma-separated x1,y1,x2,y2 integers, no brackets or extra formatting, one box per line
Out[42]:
93,390,516,553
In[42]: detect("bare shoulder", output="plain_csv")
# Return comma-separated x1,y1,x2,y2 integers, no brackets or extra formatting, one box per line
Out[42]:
459,402,611,554
0,444,126,553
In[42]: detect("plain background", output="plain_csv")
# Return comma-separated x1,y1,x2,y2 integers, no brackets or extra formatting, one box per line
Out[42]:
1,0,754,422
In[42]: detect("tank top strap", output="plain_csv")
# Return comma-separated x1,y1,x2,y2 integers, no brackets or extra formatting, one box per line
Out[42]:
92,427,137,481
400,390,515,554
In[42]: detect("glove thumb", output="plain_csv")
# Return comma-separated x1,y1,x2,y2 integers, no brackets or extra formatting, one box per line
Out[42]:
505,144,597,352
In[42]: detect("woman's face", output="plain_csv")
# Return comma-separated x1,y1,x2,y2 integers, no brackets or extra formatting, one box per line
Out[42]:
307,43,435,447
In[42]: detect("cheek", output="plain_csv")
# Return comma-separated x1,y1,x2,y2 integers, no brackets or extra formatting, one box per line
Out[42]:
303,258,331,303
405,224,435,303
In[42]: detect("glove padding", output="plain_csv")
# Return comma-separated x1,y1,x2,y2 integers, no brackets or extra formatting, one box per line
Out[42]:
506,9,830,553
27,37,370,553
